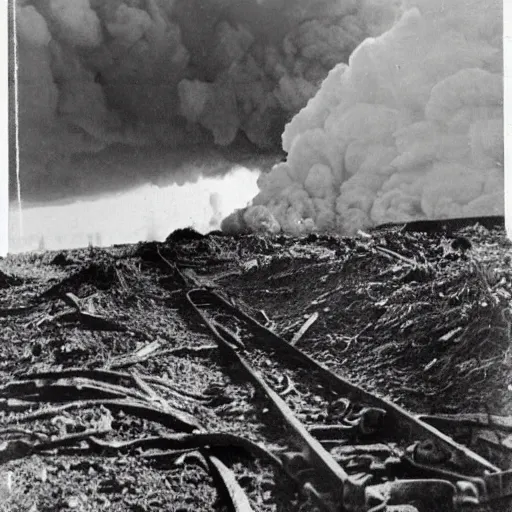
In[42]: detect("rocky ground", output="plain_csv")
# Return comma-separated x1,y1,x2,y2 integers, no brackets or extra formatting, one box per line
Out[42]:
0,223,511,512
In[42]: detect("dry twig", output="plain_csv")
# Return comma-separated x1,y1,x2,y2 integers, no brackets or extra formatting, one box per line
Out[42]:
290,312,319,346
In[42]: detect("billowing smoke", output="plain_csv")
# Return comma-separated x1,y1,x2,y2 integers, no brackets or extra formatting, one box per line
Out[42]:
15,0,394,202
209,192,223,228
223,0,504,235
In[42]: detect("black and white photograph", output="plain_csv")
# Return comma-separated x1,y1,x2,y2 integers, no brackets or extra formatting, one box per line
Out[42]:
0,0,510,510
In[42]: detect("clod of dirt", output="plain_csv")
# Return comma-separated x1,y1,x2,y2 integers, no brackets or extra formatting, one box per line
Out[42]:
166,227,205,244
451,236,472,253
0,269,20,288
41,261,118,299
50,253,76,267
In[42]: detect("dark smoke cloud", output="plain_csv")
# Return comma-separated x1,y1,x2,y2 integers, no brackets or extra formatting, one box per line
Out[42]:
14,0,388,202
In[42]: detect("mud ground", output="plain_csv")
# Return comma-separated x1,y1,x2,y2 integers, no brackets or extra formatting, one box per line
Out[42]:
0,224,510,511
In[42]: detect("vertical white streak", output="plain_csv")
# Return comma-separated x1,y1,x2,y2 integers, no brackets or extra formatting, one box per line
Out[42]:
505,0,512,239
0,3,8,256
13,0,22,238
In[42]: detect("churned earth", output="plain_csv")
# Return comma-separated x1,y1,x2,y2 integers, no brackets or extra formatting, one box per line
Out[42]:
0,223,511,512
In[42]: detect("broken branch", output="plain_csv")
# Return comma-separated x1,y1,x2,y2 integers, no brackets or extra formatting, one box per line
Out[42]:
290,312,319,345
207,454,256,512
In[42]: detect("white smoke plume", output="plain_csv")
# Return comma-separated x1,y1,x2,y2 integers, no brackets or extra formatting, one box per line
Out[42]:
15,0,392,202
209,191,223,228
223,0,504,235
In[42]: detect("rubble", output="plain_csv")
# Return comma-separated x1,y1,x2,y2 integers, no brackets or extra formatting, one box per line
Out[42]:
0,222,510,510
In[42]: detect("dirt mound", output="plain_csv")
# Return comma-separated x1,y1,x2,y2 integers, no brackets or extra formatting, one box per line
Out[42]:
165,227,205,244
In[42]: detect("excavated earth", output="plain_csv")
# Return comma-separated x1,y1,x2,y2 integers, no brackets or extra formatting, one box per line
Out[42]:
0,224,511,512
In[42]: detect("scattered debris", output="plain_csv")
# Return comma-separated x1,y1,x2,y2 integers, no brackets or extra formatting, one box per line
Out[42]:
207,454,256,512
0,426,112,464
310,285,344,306
87,432,284,469
0,304,40,318
290,312,319,345
0,222,510,511
39,261,118,300
130,369,174,412
278,375,299,398
375,245,417,267
257,310,272,325
451,236,473,253
108,340,162,369
160,345,218,358
0,270,19,289
418,413,512,432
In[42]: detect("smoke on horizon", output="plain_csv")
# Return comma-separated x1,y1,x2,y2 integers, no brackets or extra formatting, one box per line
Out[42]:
222,0,504,235
14,0,392,203
14,0,504,239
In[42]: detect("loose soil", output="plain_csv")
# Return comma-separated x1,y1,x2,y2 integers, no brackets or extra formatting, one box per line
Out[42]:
0,224,511,512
